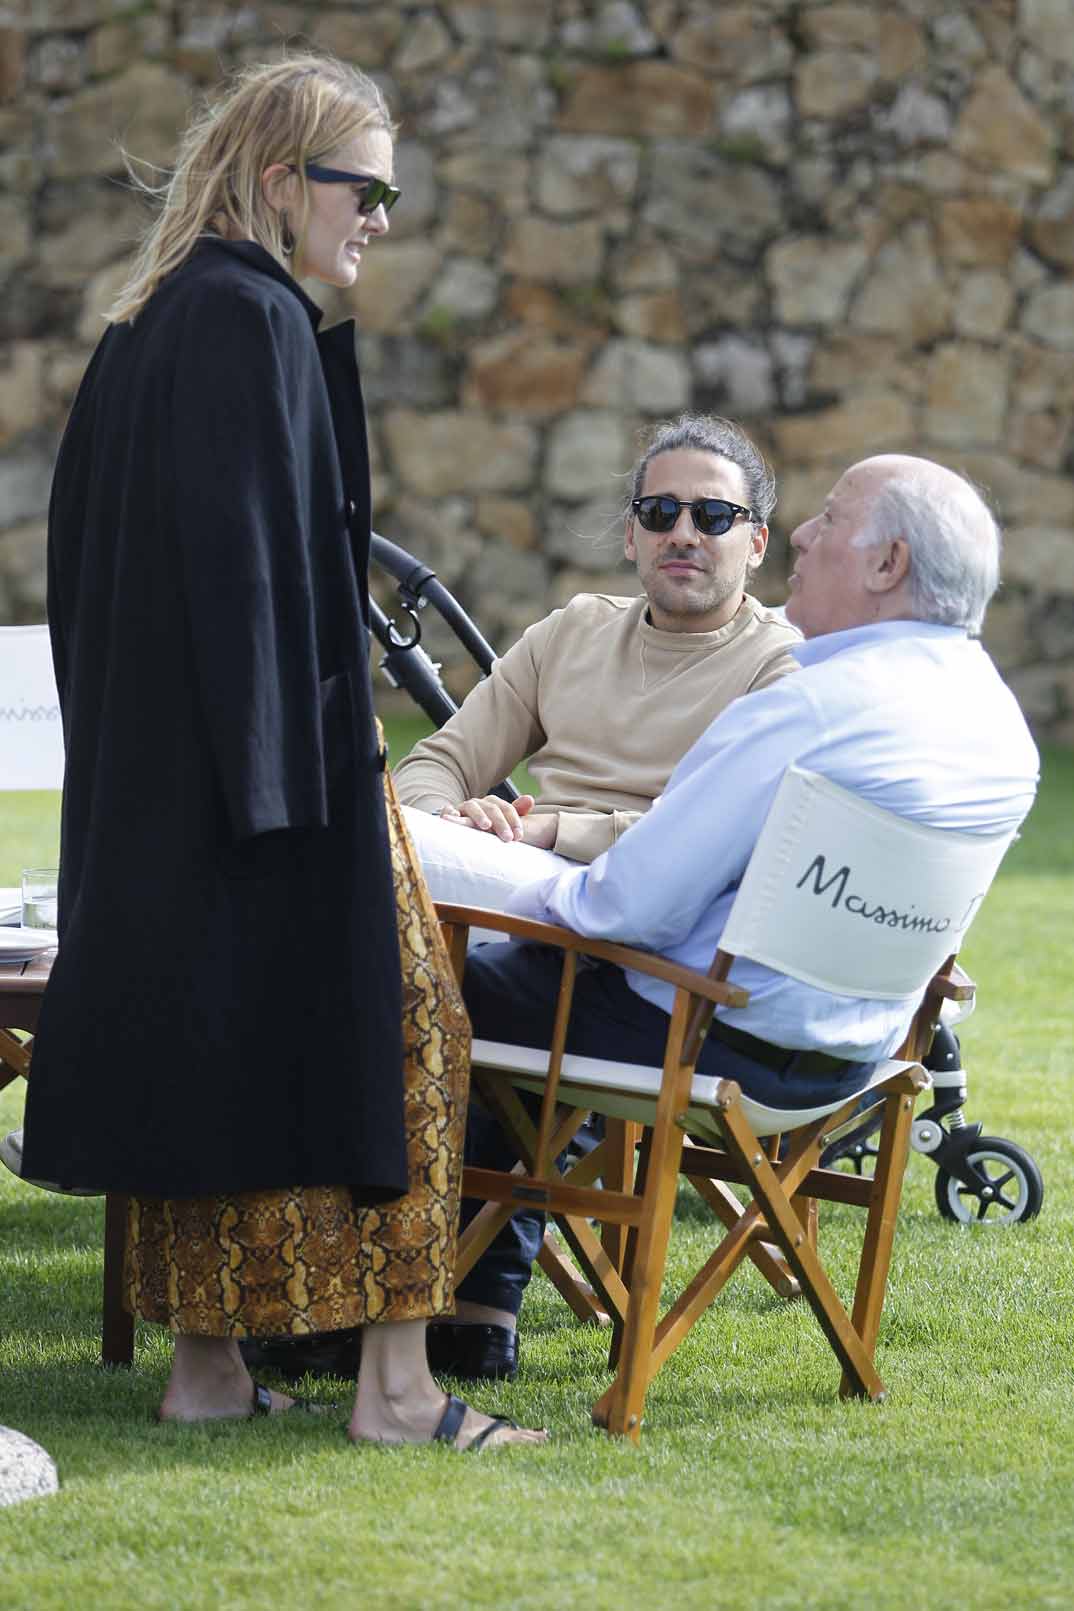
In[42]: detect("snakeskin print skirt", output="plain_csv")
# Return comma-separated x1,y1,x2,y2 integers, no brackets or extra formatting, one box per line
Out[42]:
124,765,471,1337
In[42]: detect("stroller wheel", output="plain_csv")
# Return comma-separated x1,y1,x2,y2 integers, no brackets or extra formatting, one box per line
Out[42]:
819,1106,883,1172
934,1137,1044,1225
820,1131,880,1174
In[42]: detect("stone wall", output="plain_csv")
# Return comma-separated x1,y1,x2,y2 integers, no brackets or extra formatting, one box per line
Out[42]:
1,1,1073,742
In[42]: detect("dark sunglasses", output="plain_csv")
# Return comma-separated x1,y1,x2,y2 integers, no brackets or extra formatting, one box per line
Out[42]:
301,162,401,214
631,495,755,537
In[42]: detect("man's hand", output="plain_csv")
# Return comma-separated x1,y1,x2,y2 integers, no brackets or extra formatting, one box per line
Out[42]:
439,792,540,842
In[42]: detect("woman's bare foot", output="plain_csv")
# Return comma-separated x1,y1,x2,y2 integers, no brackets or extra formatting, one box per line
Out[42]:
157,1335,298,1422
348,1389,547,1450
348,1318,547,1449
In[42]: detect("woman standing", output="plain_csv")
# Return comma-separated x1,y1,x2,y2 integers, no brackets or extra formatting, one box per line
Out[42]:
23,55,544,1451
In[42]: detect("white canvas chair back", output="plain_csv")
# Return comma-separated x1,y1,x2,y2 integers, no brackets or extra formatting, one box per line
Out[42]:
720,766,1016,1000
0,625,64,790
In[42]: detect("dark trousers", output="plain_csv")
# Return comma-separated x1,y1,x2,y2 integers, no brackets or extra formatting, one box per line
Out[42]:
457,942,873,1317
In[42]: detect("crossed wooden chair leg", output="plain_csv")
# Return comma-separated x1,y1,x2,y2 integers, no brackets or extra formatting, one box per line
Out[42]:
0,1026,32,1090
459,1086,801,1348
459,1058,926,1441
590,1066,927,1434
459,1084,636,1331
537,1228,610,1327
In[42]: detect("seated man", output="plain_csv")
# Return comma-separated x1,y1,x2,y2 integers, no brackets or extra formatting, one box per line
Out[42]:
394,413,799,904
437,452,1039,1381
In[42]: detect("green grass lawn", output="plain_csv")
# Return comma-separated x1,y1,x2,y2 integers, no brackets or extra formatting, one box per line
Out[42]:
1,745,1072,1610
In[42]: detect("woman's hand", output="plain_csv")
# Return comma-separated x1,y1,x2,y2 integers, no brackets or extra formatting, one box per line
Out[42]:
439,793,555,847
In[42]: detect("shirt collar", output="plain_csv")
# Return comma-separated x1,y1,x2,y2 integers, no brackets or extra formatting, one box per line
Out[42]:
636,593,766,650
792,618,969,669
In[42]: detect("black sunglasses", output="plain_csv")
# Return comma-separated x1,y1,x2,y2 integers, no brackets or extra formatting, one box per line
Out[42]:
301,162,401,214
631,495,755,537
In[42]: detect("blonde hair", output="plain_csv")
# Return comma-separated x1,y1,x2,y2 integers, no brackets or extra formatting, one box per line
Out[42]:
107,54,394,323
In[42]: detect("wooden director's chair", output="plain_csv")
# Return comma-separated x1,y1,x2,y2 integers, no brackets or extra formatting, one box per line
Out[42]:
439,766,1016,1441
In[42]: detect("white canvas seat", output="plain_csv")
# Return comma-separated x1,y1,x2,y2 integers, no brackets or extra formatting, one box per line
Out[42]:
471,1036,908,1140
439,765,1016,1439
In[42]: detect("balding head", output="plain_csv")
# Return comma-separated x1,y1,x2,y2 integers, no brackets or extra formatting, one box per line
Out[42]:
786,454,1000,639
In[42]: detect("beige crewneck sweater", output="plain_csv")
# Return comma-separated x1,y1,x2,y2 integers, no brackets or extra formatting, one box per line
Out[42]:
393,592,800,863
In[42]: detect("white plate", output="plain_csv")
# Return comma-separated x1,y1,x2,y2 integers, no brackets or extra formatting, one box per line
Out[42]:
0,926,57,960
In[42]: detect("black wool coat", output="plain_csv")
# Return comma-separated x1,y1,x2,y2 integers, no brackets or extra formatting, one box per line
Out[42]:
23,239,409,1201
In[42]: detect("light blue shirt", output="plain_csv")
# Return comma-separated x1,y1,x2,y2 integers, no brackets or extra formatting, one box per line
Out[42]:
506,621,1040,1061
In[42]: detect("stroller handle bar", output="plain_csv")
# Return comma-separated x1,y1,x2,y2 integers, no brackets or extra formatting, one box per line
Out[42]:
371,533,501,674
369,532,519,803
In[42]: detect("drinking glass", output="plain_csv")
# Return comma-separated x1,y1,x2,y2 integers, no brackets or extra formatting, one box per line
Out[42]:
21,868,58,931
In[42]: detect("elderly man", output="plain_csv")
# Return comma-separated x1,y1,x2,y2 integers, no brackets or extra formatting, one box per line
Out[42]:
436,453,1039,1381
394,414,798,905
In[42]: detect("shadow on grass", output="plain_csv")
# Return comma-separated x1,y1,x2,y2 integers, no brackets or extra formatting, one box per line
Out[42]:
0,1343,359,1485
0,1189,105,1246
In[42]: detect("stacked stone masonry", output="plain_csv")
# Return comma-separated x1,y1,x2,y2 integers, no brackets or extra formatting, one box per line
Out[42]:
1,0,1072,743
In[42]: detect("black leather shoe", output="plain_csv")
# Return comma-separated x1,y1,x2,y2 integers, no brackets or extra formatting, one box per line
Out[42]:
426,1322,518,1382
238,1328,362,1381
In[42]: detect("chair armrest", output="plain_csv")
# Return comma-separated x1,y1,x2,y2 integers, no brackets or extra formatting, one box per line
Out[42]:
932,960,976,1002
435,903,750,1010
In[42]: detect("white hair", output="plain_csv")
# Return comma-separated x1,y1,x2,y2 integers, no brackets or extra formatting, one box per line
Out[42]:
853,470,1000,636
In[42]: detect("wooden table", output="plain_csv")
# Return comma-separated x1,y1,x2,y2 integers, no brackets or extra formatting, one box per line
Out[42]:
0,952,133,1366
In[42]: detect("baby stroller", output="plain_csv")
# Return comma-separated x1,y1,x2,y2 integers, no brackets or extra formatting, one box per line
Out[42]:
370,534,1044,1228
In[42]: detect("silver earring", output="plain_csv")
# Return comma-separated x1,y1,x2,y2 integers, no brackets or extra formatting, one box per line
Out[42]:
280,212,295,255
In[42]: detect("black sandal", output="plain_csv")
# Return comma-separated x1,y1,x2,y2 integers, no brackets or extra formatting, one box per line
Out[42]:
251,1382,336,1417
432,1392,519,1452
